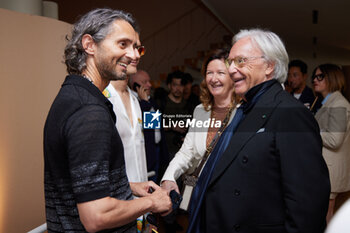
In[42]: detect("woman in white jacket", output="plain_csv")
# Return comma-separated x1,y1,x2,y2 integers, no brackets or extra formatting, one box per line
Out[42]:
161,48,237,194
312,64,350,223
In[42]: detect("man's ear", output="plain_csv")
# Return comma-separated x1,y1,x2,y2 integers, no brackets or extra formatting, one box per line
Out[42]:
265,61,275,77
81,34,95,55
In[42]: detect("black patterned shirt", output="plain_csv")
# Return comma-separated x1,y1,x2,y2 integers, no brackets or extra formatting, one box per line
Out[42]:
44,75,135,232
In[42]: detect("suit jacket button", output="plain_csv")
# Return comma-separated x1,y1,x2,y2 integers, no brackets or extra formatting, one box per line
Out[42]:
242,156,248,163
234,189,240,196
234,224,240,231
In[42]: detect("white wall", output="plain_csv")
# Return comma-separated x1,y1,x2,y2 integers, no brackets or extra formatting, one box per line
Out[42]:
0,8,71,232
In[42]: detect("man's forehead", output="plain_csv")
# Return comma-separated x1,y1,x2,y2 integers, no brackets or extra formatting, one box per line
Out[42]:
139,73,149,80
289,67,302,73
108,19,138,42
230,37,259,56
172,78,182,83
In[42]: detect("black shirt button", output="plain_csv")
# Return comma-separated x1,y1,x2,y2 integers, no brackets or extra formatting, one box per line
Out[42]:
242,156,248,163
234,189,240,196
234,224,240,231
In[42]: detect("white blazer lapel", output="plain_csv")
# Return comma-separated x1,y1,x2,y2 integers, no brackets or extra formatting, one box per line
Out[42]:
194,105,211,155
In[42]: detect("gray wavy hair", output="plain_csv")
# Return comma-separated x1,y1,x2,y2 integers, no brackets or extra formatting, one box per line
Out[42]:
64,8,139,75
232,28,289,83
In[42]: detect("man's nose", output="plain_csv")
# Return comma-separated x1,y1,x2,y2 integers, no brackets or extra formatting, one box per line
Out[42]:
125,46,137,60
228,63,238,75
134,47,141,60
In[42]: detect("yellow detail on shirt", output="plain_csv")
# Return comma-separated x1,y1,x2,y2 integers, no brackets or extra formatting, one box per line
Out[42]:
103,89,111,98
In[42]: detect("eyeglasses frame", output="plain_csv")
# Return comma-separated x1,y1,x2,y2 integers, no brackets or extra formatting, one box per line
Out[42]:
225,56,265,69
136,45,146,57
312,73,325,81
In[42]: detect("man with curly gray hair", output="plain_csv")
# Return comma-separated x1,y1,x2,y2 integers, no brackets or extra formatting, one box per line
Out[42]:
44,8,171,233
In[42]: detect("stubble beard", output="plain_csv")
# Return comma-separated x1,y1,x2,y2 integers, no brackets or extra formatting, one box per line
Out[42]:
173,91,183,98
96,57,128,82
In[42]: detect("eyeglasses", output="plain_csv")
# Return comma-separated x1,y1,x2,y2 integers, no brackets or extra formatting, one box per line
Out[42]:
312,73,325,81
136,45,146,56
225,56,265,68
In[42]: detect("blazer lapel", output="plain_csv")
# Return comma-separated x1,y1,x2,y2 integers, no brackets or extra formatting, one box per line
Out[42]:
209,83,282,187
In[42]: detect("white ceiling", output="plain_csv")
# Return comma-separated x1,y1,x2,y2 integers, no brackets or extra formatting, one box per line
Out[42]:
202,0,350,63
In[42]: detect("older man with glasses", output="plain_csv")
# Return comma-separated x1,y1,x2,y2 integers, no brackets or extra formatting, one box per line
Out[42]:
186,28,330,233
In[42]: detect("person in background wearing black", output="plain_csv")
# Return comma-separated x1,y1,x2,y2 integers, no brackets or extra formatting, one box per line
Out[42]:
287,59,322,113
163,70,190,160
183,72,200,114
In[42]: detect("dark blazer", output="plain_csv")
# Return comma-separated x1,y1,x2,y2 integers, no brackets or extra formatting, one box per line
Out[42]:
139,98,169,183
203,81,330,233
293,85,315,106
291,85,322,114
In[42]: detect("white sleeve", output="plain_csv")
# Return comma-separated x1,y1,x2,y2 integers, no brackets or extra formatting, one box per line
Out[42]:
161,105,206,181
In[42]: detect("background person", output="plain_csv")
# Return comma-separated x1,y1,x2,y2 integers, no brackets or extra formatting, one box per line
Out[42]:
191,83,200,99
162,70,190,160
183,72,200,114
312,64,350,223
287,59,321,112
129,70,169,183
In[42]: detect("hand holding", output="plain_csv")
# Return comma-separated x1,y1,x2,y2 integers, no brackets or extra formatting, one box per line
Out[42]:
161,180,180,194
148,186,172,216
129,181,159,197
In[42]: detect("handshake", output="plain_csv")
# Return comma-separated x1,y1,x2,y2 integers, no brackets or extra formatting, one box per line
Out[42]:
146,186,183,227
130,181,182,217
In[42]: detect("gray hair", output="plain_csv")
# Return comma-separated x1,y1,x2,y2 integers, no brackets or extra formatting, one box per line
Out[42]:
232,28,289,83
64,8,139,75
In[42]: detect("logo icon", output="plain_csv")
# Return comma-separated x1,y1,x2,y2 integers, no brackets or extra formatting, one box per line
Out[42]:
143,110,161,129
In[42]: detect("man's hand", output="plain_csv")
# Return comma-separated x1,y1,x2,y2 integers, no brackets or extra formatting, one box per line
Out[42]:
130,181,158,197
130,181,172,216
135,85,149,101
161,180,180,194
77,183,172,232
148,185,173,216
